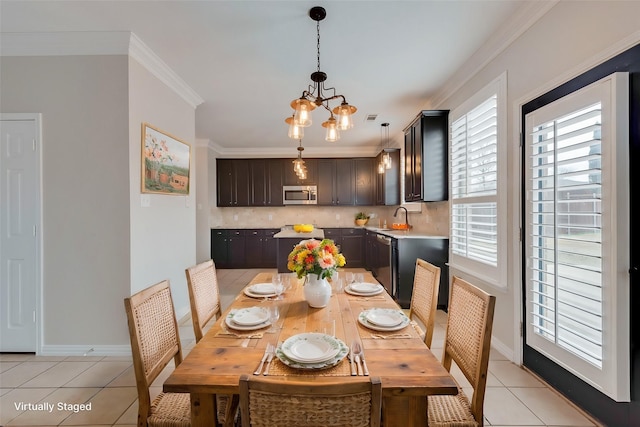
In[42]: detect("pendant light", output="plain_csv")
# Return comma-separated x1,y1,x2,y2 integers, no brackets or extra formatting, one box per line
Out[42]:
379,123,392,173
286,6,357,142
292,140,307,179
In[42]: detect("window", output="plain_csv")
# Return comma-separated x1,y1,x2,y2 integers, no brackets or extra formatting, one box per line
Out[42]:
524,72,630,401
449,73,506,288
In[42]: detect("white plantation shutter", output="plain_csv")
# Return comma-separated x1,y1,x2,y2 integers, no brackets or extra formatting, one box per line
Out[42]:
524,72,630,401
529,103,603,366
450,74,506,287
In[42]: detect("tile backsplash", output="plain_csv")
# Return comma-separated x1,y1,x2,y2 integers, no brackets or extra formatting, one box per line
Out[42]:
210,201,449,236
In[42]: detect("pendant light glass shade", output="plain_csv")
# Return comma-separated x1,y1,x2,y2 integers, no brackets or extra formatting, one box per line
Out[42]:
383,152,392,169
286,116,304,139
322,116,340,142
378,161,385,174
291,98,315,127
333,102,357,130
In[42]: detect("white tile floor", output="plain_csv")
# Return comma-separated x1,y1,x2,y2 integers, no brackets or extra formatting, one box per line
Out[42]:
0,268,600,426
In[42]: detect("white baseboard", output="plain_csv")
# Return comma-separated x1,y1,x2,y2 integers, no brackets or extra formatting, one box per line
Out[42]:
491,335,516,363
39,345,131,357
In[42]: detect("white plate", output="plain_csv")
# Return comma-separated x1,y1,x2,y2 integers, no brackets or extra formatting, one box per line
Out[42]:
345,284,384,297
225,310,271,331
358,309,410,332
276,336,349,370
350,282,382,293
366,308,404,327
244,284,278,298
249,283,276,295
230,307,269,326
281,333,340,363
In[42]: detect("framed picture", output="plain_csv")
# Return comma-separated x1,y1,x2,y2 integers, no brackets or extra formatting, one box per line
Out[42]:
141,123,191,195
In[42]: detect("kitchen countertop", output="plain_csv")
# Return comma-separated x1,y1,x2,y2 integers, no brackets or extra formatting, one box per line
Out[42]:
364,226,448,240
273,228,325,239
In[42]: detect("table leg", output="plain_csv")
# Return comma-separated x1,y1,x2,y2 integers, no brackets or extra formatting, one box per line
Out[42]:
382,395,428,426
190,393,216,427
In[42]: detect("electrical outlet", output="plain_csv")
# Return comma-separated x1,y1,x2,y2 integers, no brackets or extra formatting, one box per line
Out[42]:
336,214,340,220
233,214,238,221
268,214,273,221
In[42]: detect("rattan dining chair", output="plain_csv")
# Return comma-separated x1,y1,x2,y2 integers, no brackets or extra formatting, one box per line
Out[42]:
239,374,382,427
185,259,239,427
124,280,190,427
428,276,496,427
185,259,222,343
408,258,441,348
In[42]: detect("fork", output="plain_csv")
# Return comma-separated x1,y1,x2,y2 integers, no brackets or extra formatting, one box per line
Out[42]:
353,342,369,376
263,343,277,375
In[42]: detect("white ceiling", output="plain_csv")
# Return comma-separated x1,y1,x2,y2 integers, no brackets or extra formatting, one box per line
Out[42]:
0,1,539,157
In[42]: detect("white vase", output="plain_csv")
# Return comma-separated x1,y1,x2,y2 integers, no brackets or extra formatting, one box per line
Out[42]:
304,275,332,308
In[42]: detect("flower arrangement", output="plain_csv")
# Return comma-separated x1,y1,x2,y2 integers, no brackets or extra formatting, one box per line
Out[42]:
287,238,346,280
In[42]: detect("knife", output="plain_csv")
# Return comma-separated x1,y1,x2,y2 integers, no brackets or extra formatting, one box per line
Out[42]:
254,345,271,375
349,343,357,376
263,349,275,375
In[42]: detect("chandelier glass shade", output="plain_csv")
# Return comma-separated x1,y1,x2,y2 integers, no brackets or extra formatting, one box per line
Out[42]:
287,6,356,142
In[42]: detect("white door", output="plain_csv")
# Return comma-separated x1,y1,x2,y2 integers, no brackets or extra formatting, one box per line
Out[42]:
0,114,40,352
523,73,630,401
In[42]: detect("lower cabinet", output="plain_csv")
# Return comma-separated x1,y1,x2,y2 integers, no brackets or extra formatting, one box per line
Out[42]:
211,229,279,269
324,228,365,268
394,238,449,310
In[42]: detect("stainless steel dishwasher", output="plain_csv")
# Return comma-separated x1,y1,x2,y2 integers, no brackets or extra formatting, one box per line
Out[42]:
373,234,395,299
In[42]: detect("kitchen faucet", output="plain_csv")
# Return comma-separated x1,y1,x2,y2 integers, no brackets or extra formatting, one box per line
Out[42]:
393,206,410,229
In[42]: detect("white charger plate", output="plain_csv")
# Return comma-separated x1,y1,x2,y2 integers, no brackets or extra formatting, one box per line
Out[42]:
350,282,382,293
230,307,269,326
366,308,404,327
281,333,340,363
225,310,271,331
276,335,348,370
345,283,384,296
358,309,410,332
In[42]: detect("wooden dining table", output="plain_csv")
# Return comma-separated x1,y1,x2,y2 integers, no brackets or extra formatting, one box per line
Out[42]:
163,271,458,426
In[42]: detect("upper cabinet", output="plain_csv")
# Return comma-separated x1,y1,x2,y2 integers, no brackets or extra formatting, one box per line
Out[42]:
317,158,374,206
217,159,250,206
283,158,317,186
250,159,284,206
404,110,449,202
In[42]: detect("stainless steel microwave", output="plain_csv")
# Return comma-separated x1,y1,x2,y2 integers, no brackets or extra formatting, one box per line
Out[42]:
283,185,317,205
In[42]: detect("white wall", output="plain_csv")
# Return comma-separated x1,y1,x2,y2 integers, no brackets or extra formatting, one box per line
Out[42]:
195,143,210,262
0,55,131,349
128,58,196,319
433,1,640,360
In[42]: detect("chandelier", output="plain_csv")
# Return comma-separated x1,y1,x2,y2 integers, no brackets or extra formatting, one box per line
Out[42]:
378,123,392,174
286,6,357,142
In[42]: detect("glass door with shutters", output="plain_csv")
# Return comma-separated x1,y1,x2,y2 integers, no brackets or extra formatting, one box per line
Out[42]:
523,72,630,402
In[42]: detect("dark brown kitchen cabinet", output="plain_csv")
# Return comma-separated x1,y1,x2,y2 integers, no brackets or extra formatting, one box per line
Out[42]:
318,158,372,206
354,158,374,205
283,158,317,185
340,228,365,268
250,159,284,206
243,229,279,268
404,110,449,202
323,228,364,268
216,159,250,206
375,149,400,205
211,228,278,268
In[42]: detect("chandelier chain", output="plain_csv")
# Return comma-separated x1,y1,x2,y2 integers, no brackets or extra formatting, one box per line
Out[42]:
316,19,321,73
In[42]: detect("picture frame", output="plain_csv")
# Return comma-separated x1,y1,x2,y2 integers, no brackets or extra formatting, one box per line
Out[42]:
141,123,191,195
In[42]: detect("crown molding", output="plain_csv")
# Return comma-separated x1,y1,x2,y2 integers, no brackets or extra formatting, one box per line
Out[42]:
0,31,203,109
128,33,203,108
429,1,558,109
